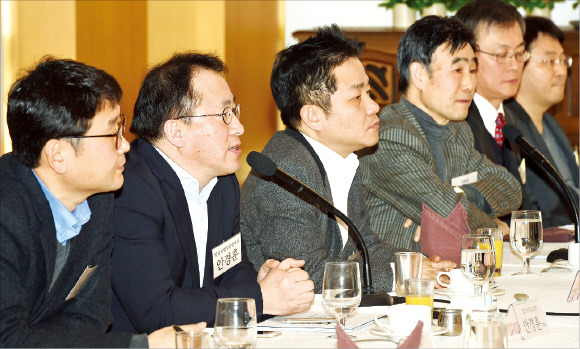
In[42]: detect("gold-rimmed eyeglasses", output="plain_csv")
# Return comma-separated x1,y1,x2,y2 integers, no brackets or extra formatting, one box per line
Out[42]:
531,54,573,68
61,114,126,149
173,104,240,125
478,49,530,64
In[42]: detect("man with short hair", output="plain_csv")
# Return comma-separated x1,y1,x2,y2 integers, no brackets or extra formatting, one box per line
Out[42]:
505,16,579,228
456,0,527,167
240,25,454,293
358,16,521,251
0,57,202,348
111,52,314,334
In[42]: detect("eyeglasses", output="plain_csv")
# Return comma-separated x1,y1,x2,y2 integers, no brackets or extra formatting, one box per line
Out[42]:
478,49,530,64
173,104,240,125
530,54,573,68
62,114,126,149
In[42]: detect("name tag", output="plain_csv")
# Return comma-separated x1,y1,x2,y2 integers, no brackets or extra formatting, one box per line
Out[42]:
451,171,478,187
66,265,98,301
505,298,551,340
212,233,242,278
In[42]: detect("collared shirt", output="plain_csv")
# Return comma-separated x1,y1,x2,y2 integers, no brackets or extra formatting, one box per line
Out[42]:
302,132,359,249
32,170,91,246
473,93,505,137
154,146,217,284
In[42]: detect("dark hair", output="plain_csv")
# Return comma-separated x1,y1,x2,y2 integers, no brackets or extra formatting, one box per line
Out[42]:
131,52,226,142
398,16,476,94
7,56,122,168
523,16,564,51
455,0,524,38
270,24,365,128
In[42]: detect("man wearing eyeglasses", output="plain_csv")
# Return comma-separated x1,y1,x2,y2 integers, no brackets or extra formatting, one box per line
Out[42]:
504,17,579,228
0,57,205,348
110,52,314,334
455,0,526,173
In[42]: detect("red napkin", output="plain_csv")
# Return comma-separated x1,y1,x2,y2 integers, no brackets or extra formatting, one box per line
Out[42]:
419,202,470,265
397,320,424,349
335,322,357,349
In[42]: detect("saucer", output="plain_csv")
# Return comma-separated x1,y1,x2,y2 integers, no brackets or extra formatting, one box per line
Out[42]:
554,260,579,270
370,325,448,341
435,288,505,298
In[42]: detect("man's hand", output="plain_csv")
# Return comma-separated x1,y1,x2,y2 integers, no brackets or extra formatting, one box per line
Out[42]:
422,255,455,288
148,322,206,348
493,218,510,237
259,260,314,316
404,218,421,242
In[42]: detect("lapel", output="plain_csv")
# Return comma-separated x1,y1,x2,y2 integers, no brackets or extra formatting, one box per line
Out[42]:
133,139,201,286
204,180,224,286
466,103,503,165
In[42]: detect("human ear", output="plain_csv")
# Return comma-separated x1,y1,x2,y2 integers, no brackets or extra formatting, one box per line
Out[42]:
299,105,323,132
409,61,428,91
43,139,67,174
163,120,185,148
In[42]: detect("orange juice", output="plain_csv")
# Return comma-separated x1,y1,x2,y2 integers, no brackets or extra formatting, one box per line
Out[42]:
494,238,503,276
406,294,434,309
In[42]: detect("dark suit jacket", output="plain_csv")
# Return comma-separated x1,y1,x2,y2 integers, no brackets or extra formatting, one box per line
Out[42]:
111,139,262,334
505,99,579,227
0,153,133,348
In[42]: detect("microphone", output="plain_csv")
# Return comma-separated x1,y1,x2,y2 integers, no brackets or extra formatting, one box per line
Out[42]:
247,151,396,306
503,125,579,244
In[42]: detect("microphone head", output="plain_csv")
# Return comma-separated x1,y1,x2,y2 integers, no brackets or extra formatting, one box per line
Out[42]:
246,151,278,177
502,124,523,144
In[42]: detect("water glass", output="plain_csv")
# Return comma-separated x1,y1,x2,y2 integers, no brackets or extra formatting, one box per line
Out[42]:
463,311,508,348
214,298,257,349
510,210,543,275
477,228,504,277
460,234,495,296
175,331,210,349
322,261,361,338
394,252,423,296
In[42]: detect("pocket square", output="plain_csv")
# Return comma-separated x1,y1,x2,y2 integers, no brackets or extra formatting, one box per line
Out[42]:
419,202,470,265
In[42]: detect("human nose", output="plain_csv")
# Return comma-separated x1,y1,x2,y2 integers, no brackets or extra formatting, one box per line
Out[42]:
553,59,568,77
364,93,380,115
118,135,130,154
506,53,520,71
463,71,476,92
229,114,244,136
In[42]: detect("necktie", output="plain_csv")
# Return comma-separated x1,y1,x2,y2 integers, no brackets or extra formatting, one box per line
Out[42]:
495,112,505,147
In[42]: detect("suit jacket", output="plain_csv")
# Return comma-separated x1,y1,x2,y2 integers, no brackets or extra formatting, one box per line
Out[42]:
0,153,133,348
111,139,262,334
240,129,402,293
505,99,579,227
358,101,521,251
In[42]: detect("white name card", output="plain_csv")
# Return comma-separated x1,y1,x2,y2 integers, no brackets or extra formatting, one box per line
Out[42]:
505,298,551,340
212,233,242,278
568,270,580,303
451,171,478,187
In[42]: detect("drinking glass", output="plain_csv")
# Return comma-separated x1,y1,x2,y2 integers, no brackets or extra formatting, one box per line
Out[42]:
175,331,210,349
463,311,508,348
322,261,362,338
214,298,257,349
394,252,423,296
510,210,543,275
460,234,495,296
477,228,503,277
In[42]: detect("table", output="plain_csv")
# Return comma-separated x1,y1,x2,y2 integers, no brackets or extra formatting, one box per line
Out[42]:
254,242,579,348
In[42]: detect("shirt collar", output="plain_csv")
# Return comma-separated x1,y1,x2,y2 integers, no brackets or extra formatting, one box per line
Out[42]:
301,132,359,181
473,93,505,136
32,170,91,246
153,146,217,204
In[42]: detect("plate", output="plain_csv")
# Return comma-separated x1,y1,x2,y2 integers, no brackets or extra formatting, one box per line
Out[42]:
554,260,579,270
370,325,448,341
434,288,505,298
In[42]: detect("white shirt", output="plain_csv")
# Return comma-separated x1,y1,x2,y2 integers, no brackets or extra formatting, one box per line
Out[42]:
155,146,218,284
473,93,506,137
302,133,359,249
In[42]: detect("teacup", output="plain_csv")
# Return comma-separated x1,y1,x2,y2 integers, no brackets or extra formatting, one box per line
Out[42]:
375,304,432,334
437,269,489,295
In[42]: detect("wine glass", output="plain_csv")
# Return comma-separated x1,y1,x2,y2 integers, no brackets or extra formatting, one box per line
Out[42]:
214,298,257,349
460,234,496,297
510,210,543,275
463,311,508,348
322,261,361,338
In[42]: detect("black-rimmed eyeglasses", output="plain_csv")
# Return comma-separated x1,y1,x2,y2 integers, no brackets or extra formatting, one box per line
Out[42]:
173,104,240,125
61,114,126,149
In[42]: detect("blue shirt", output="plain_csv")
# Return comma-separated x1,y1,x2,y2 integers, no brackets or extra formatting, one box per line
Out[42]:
32,170,91,246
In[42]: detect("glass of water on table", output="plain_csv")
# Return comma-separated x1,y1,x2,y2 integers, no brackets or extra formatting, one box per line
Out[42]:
510,210,543,275
461,234,496,296
214,298,257,348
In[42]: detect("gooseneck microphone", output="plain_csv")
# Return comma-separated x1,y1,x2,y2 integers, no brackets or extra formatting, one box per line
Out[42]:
503,125,579,244
247,151,394,306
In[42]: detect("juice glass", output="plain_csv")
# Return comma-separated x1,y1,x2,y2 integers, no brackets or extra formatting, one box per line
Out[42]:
477,228,503,276
405,278,434,319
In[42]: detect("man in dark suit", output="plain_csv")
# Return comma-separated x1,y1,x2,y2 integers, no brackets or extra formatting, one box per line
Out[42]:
456,0,527,167
0,57,202,348
111,53,314,334
358,16,520,252
505,17,579,227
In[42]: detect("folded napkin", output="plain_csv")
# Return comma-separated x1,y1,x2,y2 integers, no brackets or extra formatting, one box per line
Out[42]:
420,202,470,265
335,320,424,349
335,322,357,349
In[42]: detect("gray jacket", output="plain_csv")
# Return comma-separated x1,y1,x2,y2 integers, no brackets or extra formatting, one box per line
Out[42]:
240,129,402,292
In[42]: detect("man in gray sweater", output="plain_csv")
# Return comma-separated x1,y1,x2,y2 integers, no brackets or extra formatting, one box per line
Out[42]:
240,25,454,293
358,17,521,252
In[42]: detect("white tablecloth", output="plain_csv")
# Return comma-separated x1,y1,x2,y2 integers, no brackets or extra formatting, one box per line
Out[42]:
254,242,579,348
